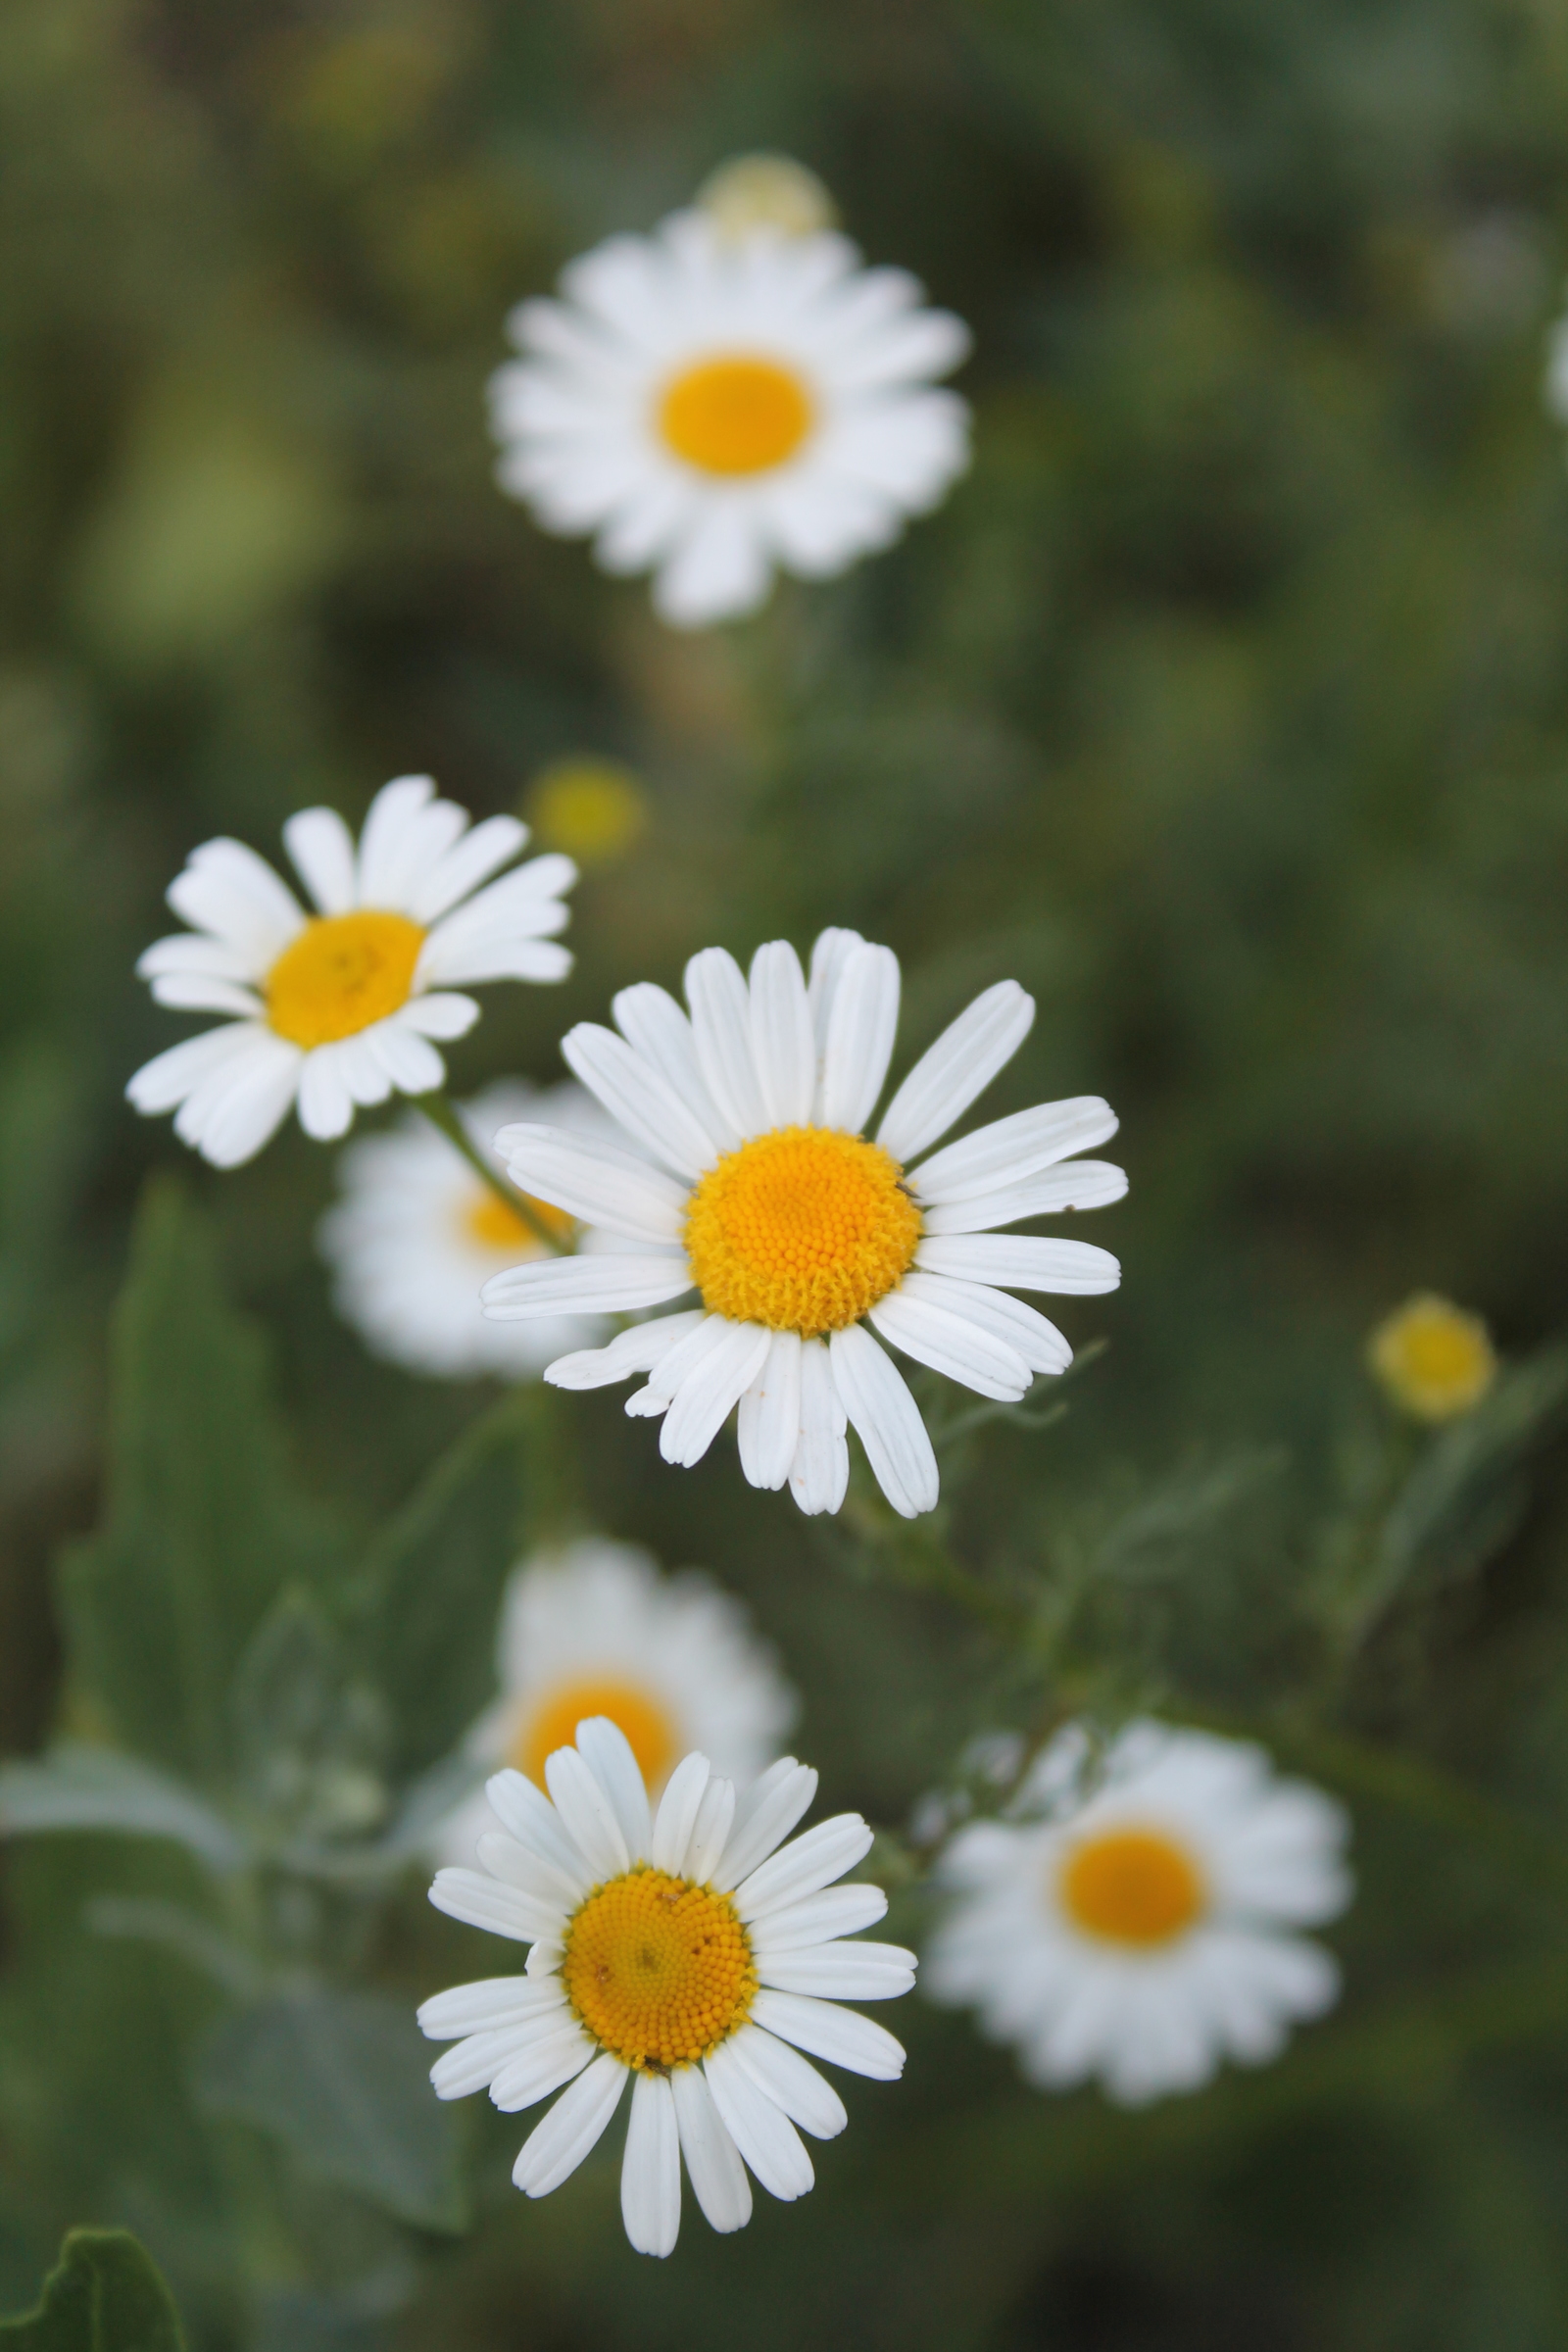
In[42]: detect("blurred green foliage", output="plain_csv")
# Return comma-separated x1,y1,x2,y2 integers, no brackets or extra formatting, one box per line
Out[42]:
2,0,1568,2345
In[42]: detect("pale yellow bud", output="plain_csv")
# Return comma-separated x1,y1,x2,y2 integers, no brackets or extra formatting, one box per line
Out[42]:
1367,1293,1497,1422
523,758,650,866
695,154,838,243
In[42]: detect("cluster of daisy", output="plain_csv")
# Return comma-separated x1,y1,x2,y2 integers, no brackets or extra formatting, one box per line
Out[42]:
117,155,1509,2264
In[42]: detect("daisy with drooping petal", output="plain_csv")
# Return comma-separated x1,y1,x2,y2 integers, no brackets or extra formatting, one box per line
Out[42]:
318,1082,617,1380
436,1537,798,1863
420,1717,913,2257
925,1721,1351,2107
488,210,971,628
480,929,1124,1520
126,777,576,1167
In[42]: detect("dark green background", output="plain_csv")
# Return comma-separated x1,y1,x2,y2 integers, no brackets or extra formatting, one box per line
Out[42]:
3,0,1568,2344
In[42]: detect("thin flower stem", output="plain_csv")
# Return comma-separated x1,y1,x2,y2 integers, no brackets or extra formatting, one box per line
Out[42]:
414,1092,568,1256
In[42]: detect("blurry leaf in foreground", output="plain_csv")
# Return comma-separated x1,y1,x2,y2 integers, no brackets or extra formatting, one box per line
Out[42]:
0,2228,185,2349
61,1179,346,1790
229,1591,390,1847
0,1746,243,1873
193,1989,467,2232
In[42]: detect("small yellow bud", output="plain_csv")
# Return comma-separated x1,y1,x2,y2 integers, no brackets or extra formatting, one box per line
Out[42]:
1367,1293,1497,1422
695,154,838,243
523,758,649,866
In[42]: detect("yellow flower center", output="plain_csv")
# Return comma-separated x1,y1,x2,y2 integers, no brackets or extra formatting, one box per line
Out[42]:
683,1124,922,1338
508,1681,679,1792
1058,1828,1207,1948
461,1188,574,1256
1368,1293,1496,1422
266,910,424,1049
562,1866,757,2072
658,354,814,476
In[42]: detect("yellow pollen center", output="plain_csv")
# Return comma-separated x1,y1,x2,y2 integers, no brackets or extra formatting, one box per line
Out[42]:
462,1188,574,1255
684,1124,921,1338
508,1682,679,1793
562,1866,756,2071
1368,1294,1496,1422
266,910,424,1049
1059,1828,1206,1948
658,354,814,475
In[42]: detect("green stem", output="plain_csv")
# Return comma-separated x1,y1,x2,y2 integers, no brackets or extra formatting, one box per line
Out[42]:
415,1092,567,1255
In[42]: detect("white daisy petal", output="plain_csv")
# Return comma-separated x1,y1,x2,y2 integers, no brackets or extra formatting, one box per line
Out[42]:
807,927,865,1063
703,2041,813,2201
126,1024,259,1114
897,1270,1072,1376
354,775,437,906
612,982,741,1152
544,1743,631,1881
735,1814,873,1923
409,814,530,925
671,2063,752,2234
294,1044,356,1141
911,1097,1121,1201
757,1941,916,2000
574,1716,654,1862
828,1324,940,1517
685,948,769,1137
919,1160,1128,1234
482,1253,695,1322
867,1287,1031,1401
186,1032,303,1168
513,2051,627,2196
715,1759,819,1890
788,1337,849,1516
494,1122,688,1243
727,2025,847,2140
748,1885,888,1956
876,980,1036,1163
428,1867,561,1944
654,503,773,628
483,1769,596,1896
545,1309,707,1390
167,838,305,961
651,1751,711,1875
749,941,815,1128
399,992,480,1041
475,1832,586,1911
147,973,265,1018
489,2026,596,2113
749,1989,906,2081
659,1319,771,1467
282,808,358,914
418,1977,567,2039
563,1021,720,1180
362,1017,445,1098
737,1329,804,1492
430,2020,566,2099
629,1311,735,1409
136,933,260,986
622,2072,682,2258
914,1234,1121,1296
819,942,901,1133
685,1776,738,1886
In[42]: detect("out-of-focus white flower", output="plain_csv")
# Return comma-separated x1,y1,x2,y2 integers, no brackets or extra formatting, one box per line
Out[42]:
420,1719,913,2257
436,1537,797,1862
925,1721,1351,2106
127,777,575,1166
489,212,970,627
481,929,1123,1519
318,1082,613,1381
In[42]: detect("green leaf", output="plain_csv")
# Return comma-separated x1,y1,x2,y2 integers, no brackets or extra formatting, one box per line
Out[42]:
0,2229,185,2349
192,1988,466,2232
351,1396,532,1784
0,1745,244,1873
60,1178,346,1790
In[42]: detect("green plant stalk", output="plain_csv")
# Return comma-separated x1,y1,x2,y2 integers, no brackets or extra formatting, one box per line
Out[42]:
414,1093,567,1255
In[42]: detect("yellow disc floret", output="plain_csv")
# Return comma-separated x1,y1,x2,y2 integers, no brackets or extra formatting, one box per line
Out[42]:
510,1682,678,1793
1367,1292,1496,1422
462,1188,574,1256
1058,1828,1206,1948
658,355,814,476
562,1867,757,2072
267,910,424,1049
684,1124,921,1337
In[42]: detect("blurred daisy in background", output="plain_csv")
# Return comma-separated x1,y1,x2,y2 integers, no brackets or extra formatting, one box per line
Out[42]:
488,170,971,628
318,1082,613,1380
127,776,576,1166
1367,1292,1497,1422
925,1721,1351,2106
481,928,1124,1519
421,1717,913,2256
523,755,651,868
437,1537,798,1862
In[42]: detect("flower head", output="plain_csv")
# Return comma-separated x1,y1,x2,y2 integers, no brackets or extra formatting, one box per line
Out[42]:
437,1537,798,1863
481,930,1124,1519
127,776,576,1167
420,1718,913,2257
318,1082,612,1380
925,1721,1351,2106
1367,1292,1496,1422
489,211,970,627
695,154,838,243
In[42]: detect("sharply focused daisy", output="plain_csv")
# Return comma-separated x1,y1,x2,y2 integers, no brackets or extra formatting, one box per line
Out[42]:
318,1083,614,1380
480,929,1125,1519
489,209,971,627
420,1718,913,2257
925,1721,1351,2107
126,777,576,1167
436,1537,798,1863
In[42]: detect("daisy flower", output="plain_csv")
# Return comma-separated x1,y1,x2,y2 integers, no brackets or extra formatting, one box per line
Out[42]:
436,1536,798,1863
488,209,971,627
925,1721,1351,2107
480,929,1124,1519
318,1082,616,1381
1367,1292,1496,1423
126,776,576,1167
420,1717,913,2257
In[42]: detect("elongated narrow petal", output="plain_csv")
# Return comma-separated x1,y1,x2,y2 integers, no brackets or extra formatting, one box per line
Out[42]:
737,1330,804,1492
684,1776,737,1886
489,2025,596,2112
789,1337,849,1517
544,1745,630,1880
686,948,768,1136
757,1940,917,2000
428,1868,560,1944
283,808,358,914
819,941,900,1133
749,941,815,1128
612,982,740,1152
735,1815,874,1923
909,1097,1119,1201
651,1751,711,1875
574,1716,653,1862
659,1320,771,1467
727,2025,848,2140
748,1885,889,1956
564,1021,719,1179
494,1123,689,1242
513,2052,627,2196
914,1234,1121,1296
483,1770,596,1894
671,2063,752,2233
751,1989,906,2080
622,2072,681,2256
919,1159,1127,1234
704,2041,813,2200
877,980,1035,1162
545,1309,706,1391
867,1287,1031,1401
482,1253,695,1322
897,1269,1071,1374
417,1977,565,2039
828,1323,940,1518
714,1760,819,1890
